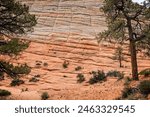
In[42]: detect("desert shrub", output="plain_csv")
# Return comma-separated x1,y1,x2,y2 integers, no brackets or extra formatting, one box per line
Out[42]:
0,61,31,78
121,87,139,99
139,68,150,77
21,88,28,92
25,88,28,91
10,79,24,86
112,46,125,68
63,60,69,68
41,92,49,100
0,89,11,96
118,87,146,100
75,66,82,71
34,74,40,78
107,70,124,80
77,73,85,83
36,60,42,63
29,74,40,82
89,70,106,84
122,87,134,98
29,77,39,82
0,38,29,55
43,62,48,67
63,75,67,78
139,80,150,95
36,63,41,66
35,63,41,68
35,61,42,68
12,64,31,75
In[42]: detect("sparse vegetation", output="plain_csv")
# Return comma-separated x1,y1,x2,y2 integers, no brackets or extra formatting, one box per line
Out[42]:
139,68,150,77
0,0,149,100
139,80,150,95
12,63,31,75
113,46,125,68
75,66,82,71
34,74,41,78
89,70,106,84
122,87,135,99
107,70,124,80
0,38,29,56
63,60,69,68
120,86,140,100
29,77,39,82
43,62,48,67
63,75,67,78
29,75,40,82
35,61,42,68
0,61,31,78
10,79,24,86
0,0,36,82
98,0,150,80
0,89,11,96
36,63,41,66
120,79,150,100
77,73,85,83
21,88,28,92
41,92,49,100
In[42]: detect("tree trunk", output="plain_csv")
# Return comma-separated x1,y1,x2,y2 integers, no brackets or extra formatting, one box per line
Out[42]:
119,57,122,68
129,40,138,80
127,18,139,80
119,60,122,68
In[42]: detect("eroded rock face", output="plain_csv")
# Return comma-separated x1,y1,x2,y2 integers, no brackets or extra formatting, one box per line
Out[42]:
0,0,148,100
18,0,106,41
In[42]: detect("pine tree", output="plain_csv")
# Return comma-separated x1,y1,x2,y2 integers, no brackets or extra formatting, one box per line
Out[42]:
0,0,36,81
113,46,124,68
0,0,36,36
98,0,150,80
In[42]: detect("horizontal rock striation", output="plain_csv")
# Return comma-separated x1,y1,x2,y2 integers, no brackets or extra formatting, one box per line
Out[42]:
0,0,149,100
18,0,106,41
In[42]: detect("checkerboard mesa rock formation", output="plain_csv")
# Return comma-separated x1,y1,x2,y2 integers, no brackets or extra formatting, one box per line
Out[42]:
18,0,106,41
0,0,149,100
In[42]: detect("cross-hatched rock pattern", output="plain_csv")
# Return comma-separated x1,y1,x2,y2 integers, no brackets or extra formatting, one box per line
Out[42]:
18,0,106,41
1,0,150,100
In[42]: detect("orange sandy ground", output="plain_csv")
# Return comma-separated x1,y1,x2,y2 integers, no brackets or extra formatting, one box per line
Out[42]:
0,39,150,100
